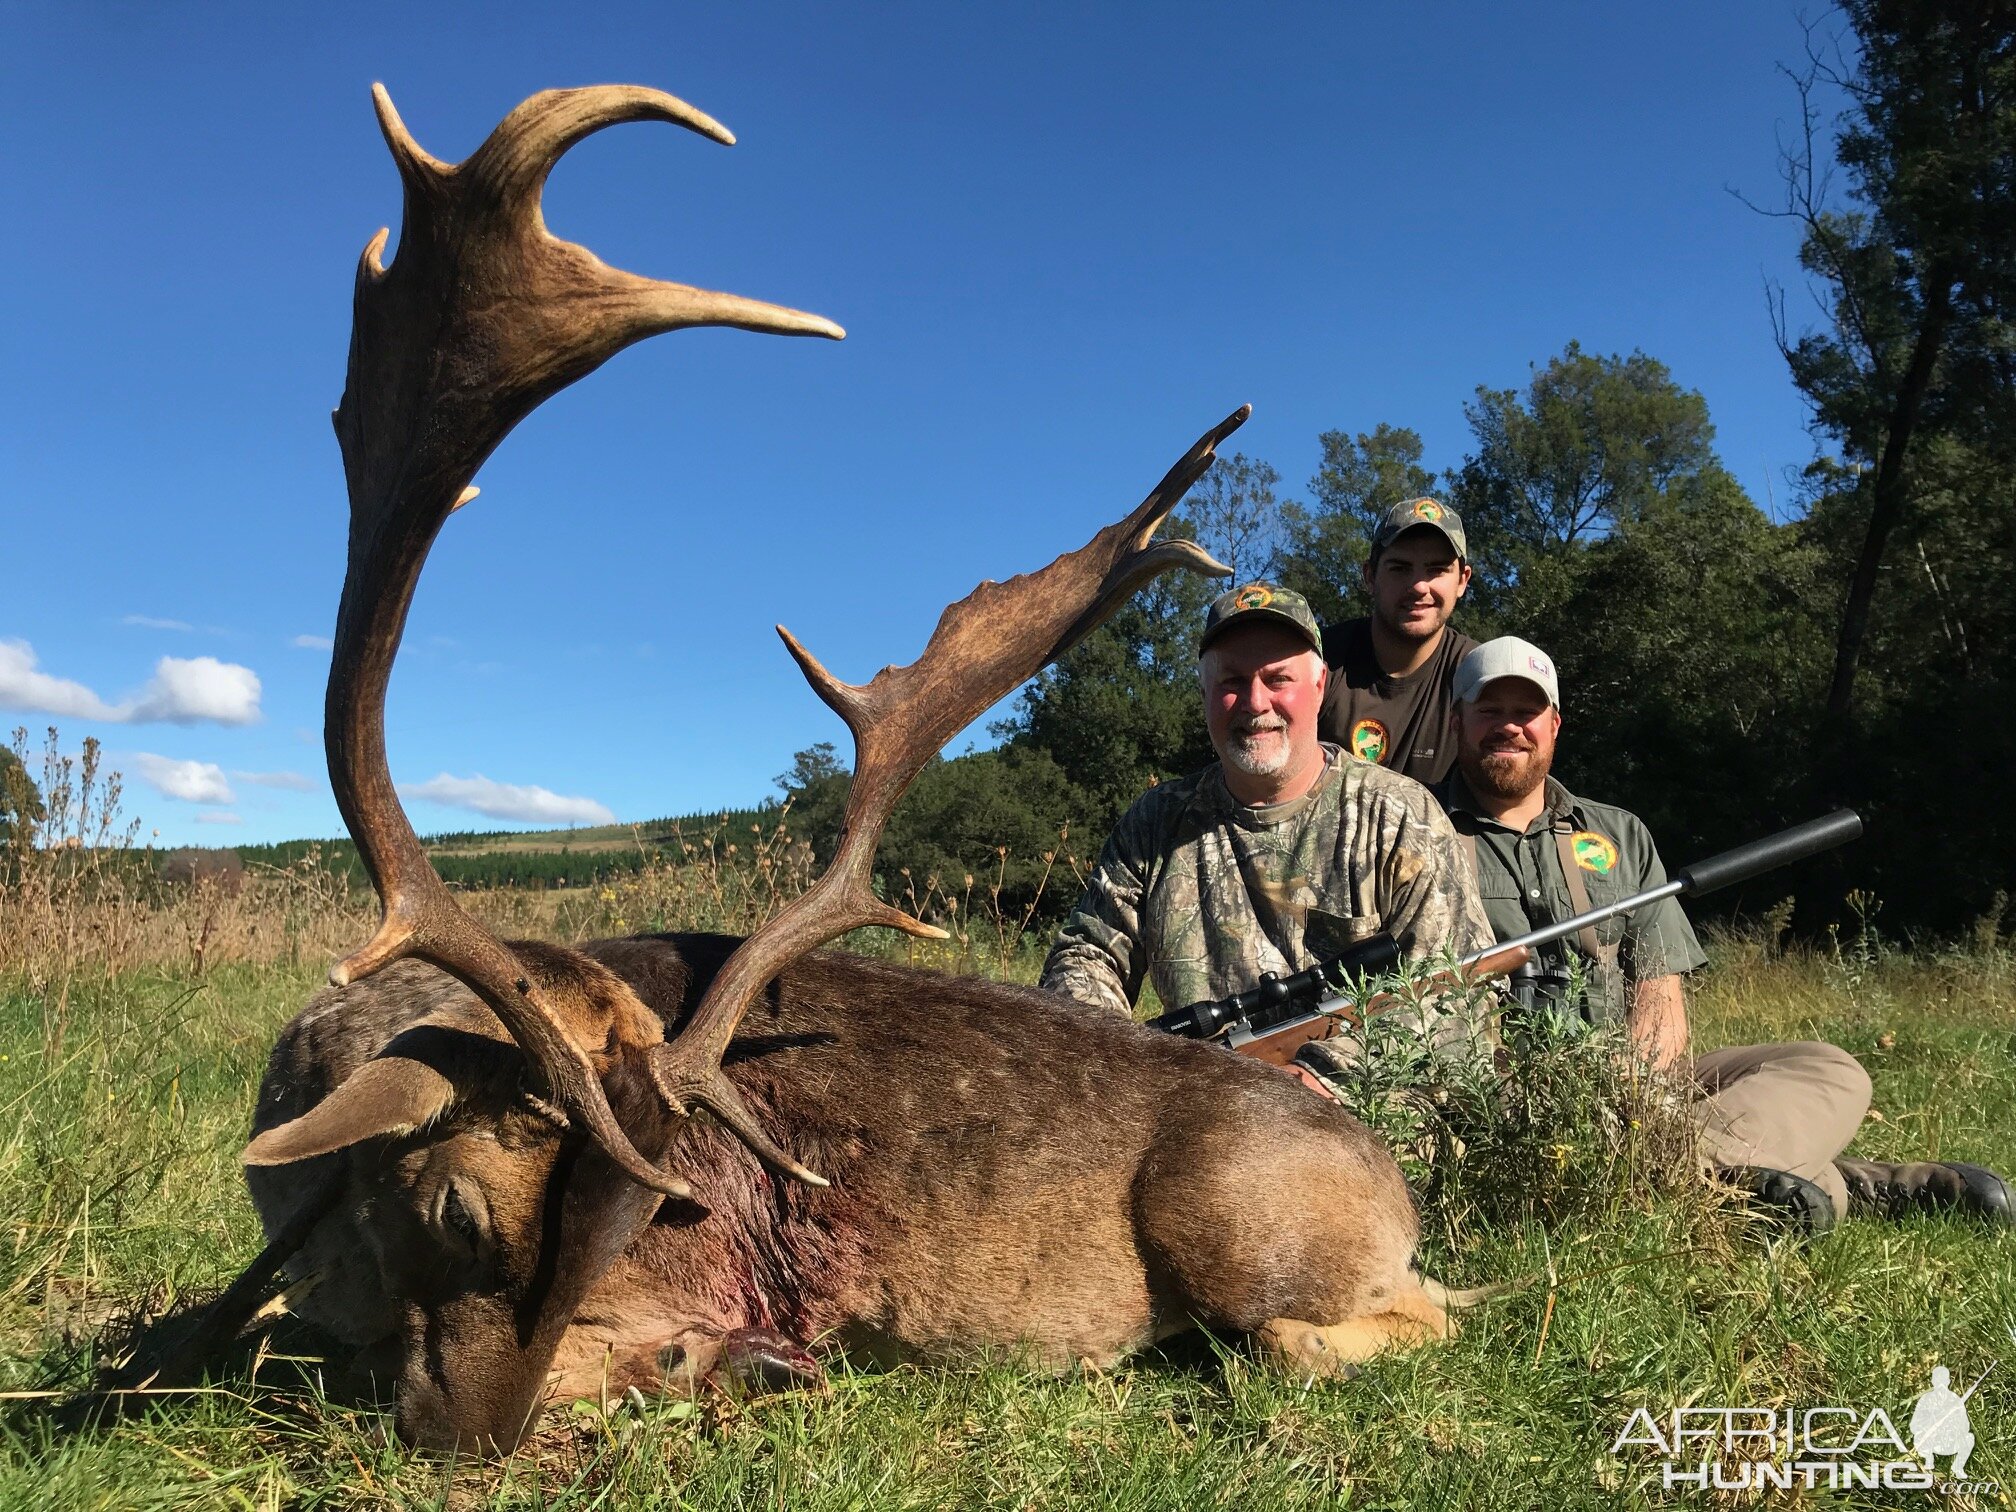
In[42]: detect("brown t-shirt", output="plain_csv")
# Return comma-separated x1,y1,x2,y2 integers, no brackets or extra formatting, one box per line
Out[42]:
1318,618,1478,786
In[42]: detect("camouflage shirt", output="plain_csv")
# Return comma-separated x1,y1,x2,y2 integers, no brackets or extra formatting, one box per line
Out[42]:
1041,746,1495,1028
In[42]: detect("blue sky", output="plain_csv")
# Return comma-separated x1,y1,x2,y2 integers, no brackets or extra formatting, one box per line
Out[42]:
3,2,1843,846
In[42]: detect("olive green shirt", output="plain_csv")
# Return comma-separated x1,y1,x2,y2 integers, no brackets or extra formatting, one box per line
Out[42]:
1042,746,1495,1027
1437,773,1707,1023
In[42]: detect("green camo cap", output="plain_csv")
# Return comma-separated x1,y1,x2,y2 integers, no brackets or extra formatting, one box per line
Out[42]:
1373,496,1468,560
1199,582,1324,656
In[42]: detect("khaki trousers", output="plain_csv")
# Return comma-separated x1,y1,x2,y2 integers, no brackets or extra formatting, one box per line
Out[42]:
1690,1042,1872,1219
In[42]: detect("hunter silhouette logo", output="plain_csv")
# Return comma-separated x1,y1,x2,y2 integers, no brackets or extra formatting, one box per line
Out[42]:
1411,499,1444,522
1910,1363,1986,1479
1350,719,1388,764
1233,585,1274,610
1571,831,1618,874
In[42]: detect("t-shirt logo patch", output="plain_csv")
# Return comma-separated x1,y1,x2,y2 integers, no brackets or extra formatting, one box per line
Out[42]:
1571,831,1618,875
1411,499,1444,522
1349,718,1389,764
1232,584,1274,610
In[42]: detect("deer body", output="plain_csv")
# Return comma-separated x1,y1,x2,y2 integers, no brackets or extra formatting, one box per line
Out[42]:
250,934,1433,1444
190,82,1447,1455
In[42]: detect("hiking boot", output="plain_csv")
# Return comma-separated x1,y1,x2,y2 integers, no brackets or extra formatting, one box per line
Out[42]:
1834,1157,2015,1226
1719,1166,1838,1237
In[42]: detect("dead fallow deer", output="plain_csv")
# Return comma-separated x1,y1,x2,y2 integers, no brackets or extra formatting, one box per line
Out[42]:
212,82,1461,1454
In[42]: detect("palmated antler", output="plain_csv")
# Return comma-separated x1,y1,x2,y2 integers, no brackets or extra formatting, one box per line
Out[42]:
322,84,842,1198
646,407,1248,1182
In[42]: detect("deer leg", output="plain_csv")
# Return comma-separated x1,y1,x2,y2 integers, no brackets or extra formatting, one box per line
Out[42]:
642,1326,826,1398
711,1327,825,1394
1254,1281,1451,1376
553,1323,825,1406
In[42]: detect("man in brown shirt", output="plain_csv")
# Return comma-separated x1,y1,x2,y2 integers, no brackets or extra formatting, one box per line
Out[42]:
1318,498,1478,786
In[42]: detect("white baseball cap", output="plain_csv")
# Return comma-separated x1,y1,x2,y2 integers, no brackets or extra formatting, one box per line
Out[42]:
1452,636,1560,708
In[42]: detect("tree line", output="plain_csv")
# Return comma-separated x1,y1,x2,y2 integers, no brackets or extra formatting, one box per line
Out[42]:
784,5,2016,938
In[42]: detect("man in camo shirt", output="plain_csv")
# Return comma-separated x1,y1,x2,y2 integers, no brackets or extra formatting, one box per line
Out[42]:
1041,582,1495,1065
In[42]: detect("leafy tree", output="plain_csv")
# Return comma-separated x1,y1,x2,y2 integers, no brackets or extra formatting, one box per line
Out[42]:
1275,424,1437,623
1523,470,1832,871
774,742,1094,925
1447,343,1719,627
1754,4,2016,926
1176,451,1282,583
1769,4,2016,723
1002,582,1213,829
770,741,851,865
0,744,43,851
995,483,1265,842
877,746,1089,923
775,741,846,792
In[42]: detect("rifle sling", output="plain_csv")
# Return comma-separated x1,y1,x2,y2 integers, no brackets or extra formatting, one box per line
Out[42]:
1455,826,1619,970
1553,826,1620,970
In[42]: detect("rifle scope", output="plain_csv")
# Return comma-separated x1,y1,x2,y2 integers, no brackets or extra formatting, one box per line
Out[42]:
1152,932,1400,1040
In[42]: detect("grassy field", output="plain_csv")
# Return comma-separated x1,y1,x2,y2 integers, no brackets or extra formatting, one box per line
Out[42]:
0,923,2011,1509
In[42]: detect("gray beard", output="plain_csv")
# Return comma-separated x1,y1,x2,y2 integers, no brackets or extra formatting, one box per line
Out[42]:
1224,727,1293,778
1466,744,1552,802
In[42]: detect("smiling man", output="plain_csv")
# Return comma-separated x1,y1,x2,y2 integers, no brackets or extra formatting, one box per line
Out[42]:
1041,582,1493,1058
1319,497,1478,785
1437,636,2013,1233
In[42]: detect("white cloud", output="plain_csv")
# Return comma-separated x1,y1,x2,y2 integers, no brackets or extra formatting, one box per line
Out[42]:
132,753,235,805
123,615,193,632
125,657,262,725
232,769,315,792
0,641,263,726
401,773,615,826
291,634,333,651
0,640,121,719
195,811,243,826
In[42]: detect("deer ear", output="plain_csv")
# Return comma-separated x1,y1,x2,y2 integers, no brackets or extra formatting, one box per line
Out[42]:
243,1056,457,1166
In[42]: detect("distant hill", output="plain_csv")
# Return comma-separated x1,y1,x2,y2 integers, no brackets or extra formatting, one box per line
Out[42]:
219,800,785,890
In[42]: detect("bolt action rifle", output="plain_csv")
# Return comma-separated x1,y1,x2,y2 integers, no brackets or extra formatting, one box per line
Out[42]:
1151,810,1865,1068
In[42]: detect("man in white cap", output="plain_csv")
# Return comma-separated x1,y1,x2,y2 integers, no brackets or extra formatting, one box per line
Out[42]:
1437,635,2013,1233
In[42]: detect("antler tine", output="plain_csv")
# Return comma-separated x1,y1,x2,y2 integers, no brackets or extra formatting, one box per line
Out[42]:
647,406,1249,1183
319,84,845,1200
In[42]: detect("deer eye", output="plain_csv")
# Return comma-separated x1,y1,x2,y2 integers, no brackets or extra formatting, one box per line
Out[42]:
433,1177,491,1262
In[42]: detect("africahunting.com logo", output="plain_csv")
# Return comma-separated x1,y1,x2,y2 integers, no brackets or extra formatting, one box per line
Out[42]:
1611,1352,2000,1494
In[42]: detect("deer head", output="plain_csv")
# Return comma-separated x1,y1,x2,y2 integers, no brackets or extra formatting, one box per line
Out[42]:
234,82,1240,1452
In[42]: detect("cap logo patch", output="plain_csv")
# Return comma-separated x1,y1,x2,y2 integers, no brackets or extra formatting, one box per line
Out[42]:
1411,499,1444,522
1571,831,1618,875
1528,654,1552,678
1349,718,1389,765
1232,585,1274,610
